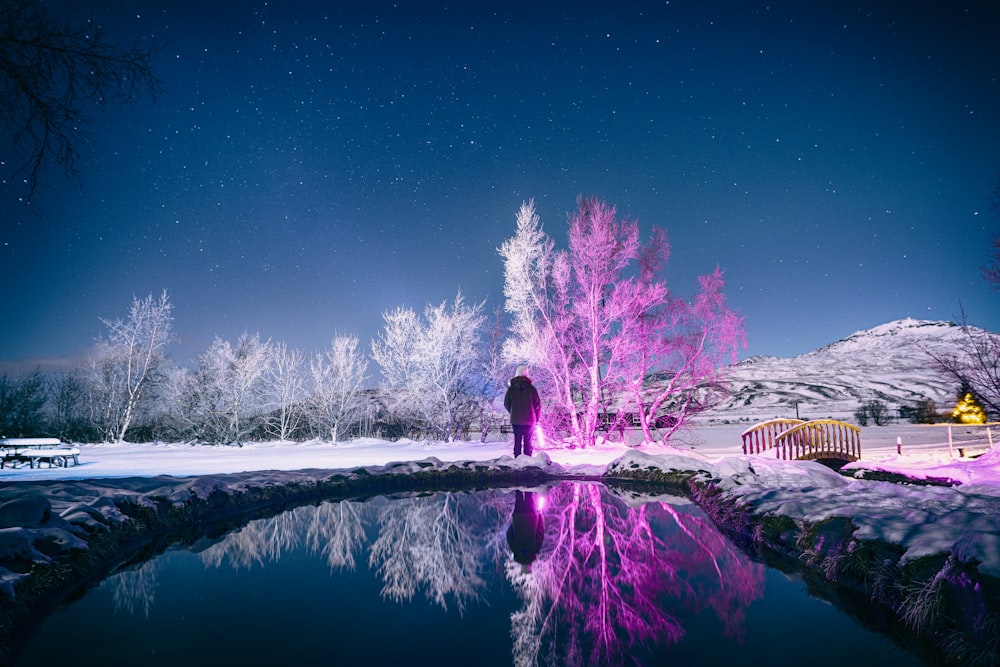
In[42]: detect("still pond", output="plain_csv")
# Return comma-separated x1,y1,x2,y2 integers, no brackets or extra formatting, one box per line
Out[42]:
16,482,926,666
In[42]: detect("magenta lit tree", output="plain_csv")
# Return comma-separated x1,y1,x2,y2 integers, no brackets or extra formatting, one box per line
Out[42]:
611,263,746,443
499,198,745,448
507,483,765,666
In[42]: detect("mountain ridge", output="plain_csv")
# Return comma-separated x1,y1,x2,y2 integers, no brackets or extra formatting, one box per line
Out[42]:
702,318,980,423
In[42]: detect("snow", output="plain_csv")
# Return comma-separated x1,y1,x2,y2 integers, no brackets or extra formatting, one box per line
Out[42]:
704,318,973,422
2,421,1000,580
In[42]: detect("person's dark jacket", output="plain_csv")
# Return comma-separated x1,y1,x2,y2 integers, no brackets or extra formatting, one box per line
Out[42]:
504,376,541,425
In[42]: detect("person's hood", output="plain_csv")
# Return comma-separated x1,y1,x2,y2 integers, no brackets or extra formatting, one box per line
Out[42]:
509,376,533,388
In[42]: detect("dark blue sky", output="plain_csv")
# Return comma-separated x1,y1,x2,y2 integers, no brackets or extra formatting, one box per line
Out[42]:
2,0,998,369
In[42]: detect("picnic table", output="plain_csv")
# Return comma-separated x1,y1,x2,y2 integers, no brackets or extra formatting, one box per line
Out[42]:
0,438,81,469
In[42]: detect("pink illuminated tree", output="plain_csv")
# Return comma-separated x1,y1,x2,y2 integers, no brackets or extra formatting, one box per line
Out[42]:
499,198,744,448
611,264,746,442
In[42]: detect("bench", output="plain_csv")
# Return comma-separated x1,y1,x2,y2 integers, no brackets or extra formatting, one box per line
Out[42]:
0,438,81,469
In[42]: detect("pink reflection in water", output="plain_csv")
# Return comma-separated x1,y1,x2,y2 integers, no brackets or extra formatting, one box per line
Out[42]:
509,483,766,665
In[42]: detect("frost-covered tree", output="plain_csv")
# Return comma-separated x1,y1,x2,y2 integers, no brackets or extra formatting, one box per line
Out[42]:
104,560,161,618
261,341,307,442
612,265,745,442
183,332,272,445
89,291,174,443
498,200,556,374
157,364,196,441
307,335,369,442
476,309,514,442
0,0,161,205
200,505,307,570
499,200,576,439
371,292,485,441
500,198,744,448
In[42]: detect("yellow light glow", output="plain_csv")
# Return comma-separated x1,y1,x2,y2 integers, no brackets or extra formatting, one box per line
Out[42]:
952,392,987,425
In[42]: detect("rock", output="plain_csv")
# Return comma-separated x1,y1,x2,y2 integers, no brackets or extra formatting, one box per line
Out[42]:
0,495,52,529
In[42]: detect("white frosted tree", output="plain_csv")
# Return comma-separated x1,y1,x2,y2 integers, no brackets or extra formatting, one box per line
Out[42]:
200,506,306,569
498,200,556,371
89,290,174,443
371,291,485,441
187,332,272,445
476,308,514,442
307,334,370,442
261,341,308,442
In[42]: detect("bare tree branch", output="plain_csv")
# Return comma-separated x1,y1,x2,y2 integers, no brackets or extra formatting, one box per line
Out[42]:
919,307,1000,420
0,0,162,205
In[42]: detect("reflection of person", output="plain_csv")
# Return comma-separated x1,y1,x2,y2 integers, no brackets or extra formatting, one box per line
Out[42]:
503,364,542,457
506,490,545,572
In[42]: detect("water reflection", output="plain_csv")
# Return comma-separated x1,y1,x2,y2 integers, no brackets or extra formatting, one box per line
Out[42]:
507,490,544,573
97,482,765,665
507,484,765,666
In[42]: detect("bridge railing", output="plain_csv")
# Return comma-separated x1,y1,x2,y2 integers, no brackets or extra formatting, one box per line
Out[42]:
741,418,806,455
772,419,862,462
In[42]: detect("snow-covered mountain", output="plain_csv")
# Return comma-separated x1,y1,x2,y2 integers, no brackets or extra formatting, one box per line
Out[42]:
701,318,980,423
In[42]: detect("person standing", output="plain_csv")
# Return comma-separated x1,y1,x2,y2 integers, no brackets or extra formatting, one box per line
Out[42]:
504,364,541,457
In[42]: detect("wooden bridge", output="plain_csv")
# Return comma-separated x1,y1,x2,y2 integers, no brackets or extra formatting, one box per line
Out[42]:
741,418,862,463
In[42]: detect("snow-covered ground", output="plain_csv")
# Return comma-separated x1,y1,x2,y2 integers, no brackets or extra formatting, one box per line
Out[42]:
1,421,995,484
0,424,1000,486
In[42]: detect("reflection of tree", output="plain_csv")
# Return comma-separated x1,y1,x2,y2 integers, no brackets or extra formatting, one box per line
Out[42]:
102,559,160,618
97,482,763,665
195,492,502,615
306,500,368,570
201,505,309,569
658,502,762,641
509,483,765,666
200,501,369,571
369,494,488,613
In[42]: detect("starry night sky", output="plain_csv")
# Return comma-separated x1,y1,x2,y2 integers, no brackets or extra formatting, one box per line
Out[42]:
2,0,999,370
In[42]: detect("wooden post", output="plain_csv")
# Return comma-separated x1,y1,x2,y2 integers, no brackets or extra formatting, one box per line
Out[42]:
948,425,954,458
896,436,902,455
